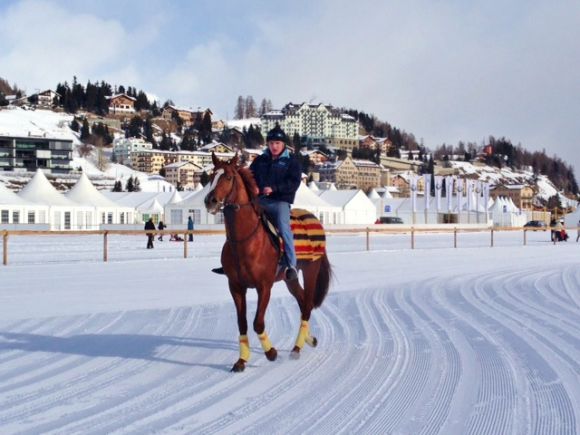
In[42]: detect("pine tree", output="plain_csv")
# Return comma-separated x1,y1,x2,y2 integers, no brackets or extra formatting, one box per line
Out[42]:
133,176,141,192
234,96,245,119
112,180,123,192
200,171,210,186
127,116,143,138
70,118,80,132
245,96,257,117
125,176,134,192
80,119,90,141
200,111,213,144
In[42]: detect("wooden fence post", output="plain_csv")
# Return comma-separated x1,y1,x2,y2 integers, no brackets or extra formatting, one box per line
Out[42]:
365,228,370,251
411,227,415,249
454,227,457,248
491,228,494,247
3,231,7,266
184,232,188,258
523,229,527,246
103,231,108,262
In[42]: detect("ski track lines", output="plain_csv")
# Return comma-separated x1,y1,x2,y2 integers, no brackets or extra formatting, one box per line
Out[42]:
0,267,579,433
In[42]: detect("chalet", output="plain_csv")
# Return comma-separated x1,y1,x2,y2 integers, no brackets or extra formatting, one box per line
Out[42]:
318,156,381,190
36,89,60,107
162,106,212,126
301,149,329,166
198,142,234,154
490,184,535,210
164,161,204,189
106,93,136,114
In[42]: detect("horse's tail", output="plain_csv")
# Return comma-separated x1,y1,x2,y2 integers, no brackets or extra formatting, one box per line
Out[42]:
314,253,332,308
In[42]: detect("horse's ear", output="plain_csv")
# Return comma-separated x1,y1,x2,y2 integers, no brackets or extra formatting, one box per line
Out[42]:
211,152,219,166
231,153,239,167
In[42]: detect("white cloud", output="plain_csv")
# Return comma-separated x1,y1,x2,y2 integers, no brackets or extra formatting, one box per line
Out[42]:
0,0,127,91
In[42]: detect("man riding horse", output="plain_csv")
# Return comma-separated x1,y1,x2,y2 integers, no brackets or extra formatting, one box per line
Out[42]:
213,124,302,281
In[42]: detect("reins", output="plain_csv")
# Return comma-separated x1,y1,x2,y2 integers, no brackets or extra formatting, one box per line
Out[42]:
221,169,263,245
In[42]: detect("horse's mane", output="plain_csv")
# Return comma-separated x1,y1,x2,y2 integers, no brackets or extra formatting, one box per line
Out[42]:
238,166,259,202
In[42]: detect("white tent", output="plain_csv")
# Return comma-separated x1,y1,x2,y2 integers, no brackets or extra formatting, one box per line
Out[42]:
18,170,92,230
65,173,135,228
164,183,219,227
293,183,342,225
0,181,49,227
489,196,527,227
318,189,376,224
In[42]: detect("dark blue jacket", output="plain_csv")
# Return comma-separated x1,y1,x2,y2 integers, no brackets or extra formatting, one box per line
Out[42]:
250,148,302,204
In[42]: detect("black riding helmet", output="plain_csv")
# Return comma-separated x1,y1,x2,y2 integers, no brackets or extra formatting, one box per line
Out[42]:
266,124,288,143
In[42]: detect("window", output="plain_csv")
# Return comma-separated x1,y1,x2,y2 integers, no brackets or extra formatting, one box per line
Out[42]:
12,211,20,224
214,211,225,224
64,212,71,230
170,209,183,225
1,210,8,223
28,211,35,224
189,209,201,224
120,213,125,224
101,212,106,224
107,213,113,224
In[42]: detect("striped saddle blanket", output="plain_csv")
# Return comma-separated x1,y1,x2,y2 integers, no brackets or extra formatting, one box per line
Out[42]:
263,208,326,261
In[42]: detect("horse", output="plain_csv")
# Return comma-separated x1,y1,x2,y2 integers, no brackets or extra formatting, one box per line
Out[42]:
204,153,332,372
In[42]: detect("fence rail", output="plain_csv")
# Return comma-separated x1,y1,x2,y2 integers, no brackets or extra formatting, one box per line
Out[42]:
1,226,576,266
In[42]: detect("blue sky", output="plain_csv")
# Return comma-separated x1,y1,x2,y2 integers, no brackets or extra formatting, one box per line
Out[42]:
1,0,579,174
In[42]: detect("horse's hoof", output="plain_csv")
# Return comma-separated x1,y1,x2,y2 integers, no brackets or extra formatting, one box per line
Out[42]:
231,359,246,372
306,336,318,347
265,347,278,361
290,347,301,359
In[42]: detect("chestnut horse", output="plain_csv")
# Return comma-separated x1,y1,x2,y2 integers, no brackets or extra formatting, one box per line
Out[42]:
204,153,332,372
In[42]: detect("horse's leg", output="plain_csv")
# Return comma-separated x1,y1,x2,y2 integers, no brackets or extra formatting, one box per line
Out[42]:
290,260,321,359
253,283,278,362
229,282,250,372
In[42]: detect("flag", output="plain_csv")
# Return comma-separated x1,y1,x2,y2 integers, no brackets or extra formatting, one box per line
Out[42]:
423,174,431,210
434,175,443,211
446,176,454,212
466,179,472,211
411,175,418,213
457,178,464,213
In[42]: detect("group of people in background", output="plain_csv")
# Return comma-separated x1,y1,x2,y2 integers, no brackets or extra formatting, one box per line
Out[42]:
550,219,580,243
144,216,194,249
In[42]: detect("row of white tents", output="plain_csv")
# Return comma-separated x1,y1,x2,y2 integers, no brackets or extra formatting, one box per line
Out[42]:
0,170,572,230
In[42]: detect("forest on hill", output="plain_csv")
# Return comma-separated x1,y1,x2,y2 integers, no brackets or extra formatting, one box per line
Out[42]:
346,108,578,195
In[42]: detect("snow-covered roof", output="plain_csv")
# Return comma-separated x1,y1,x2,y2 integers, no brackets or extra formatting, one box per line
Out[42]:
0,107,78,142
0,182,34,206
18,170,78,207
65,173,122,207
225,118,262,130
294,183,336,209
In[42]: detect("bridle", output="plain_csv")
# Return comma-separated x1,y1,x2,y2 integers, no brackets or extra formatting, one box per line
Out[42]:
212,167,262,244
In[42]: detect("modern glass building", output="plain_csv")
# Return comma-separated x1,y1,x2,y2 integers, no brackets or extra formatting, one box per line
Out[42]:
0,135,73,174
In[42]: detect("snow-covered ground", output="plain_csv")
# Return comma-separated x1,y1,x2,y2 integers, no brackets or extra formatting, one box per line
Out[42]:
0,231,578,434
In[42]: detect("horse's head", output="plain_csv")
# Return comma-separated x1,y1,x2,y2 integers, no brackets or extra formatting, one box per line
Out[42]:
204,152,241,214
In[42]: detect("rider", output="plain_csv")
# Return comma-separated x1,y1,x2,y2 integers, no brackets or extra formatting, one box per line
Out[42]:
212,124,302,281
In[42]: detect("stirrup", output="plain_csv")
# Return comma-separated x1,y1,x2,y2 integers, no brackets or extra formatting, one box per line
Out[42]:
285,267,298,281
212,267,225,275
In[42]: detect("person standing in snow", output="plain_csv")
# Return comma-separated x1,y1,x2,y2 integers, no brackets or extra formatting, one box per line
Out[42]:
187,216,194,242
157,221,166,241
145,218,156,249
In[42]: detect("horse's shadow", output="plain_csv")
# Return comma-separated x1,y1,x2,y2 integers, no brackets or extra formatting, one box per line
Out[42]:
0,331,237,371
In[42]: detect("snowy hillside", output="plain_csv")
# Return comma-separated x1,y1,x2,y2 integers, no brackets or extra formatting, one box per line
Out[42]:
448,161,566,203
0,107,173,192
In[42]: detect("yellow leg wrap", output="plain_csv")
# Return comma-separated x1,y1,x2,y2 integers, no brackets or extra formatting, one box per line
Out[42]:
239,335,250,361
294,320,309,349
258,331,273,352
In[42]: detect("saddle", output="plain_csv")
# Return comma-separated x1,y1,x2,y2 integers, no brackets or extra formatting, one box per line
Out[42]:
261,208,326,262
